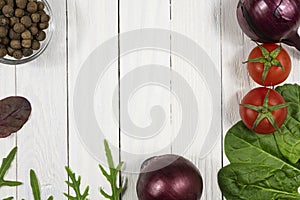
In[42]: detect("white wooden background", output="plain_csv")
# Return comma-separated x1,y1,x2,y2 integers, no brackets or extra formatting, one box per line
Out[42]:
1,0,300,199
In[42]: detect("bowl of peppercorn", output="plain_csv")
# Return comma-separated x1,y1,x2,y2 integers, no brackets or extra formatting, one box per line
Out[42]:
0,0,53,65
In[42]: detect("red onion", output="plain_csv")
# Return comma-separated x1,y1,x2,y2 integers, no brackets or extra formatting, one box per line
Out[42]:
237,0,300,51
136,154,203,200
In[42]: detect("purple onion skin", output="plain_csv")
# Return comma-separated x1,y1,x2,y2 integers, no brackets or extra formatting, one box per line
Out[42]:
136,155,203,200
237,0,300,51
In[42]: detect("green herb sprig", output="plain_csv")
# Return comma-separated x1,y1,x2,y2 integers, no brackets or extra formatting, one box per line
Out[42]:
99,140,124,200
0,147,22,189
30,169,53,200
64,166,89,200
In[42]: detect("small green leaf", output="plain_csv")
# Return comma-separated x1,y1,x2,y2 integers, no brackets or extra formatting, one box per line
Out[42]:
0,147,22,189
100,140,125,200
30,170,41,200
65,166,89,200
3,197,14,200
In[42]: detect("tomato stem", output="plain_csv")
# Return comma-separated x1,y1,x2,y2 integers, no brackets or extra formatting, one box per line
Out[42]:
243,43,284,85
240,89,288,133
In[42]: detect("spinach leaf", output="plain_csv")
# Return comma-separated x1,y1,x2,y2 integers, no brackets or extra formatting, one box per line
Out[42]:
219,122,300,199
219,84,300,200
275,84,300,164
0,96,31,138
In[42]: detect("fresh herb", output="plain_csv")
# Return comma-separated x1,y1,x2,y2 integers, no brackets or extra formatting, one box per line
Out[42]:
3,197,14,200
30,169,53,200
218,84,300,200
0,147,22,189
99,140,124,200
64,166,89,200
0,96,31,138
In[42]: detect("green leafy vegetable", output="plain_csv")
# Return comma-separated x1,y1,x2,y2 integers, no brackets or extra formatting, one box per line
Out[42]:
3,197,14,200
64,166,89,200
30,169,53,200
99,140,124,200
218,84,300,200
30,170,41,200
274,84,300,164
0,147,22,189
219,122,300,199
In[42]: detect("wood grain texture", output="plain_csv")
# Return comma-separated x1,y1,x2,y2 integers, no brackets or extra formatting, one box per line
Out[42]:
0,65,17,199
68,0,118,199
221,0,254,169
171,0,222,199
16,0,68,198
120,0,171,199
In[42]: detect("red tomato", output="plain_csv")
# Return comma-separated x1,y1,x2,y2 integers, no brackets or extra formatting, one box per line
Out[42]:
239,87,287,134
246,43,291,86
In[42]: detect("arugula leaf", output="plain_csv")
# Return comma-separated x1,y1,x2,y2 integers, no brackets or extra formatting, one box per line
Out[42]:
64,166,89,200
30,169,53,200
0,147,22,189
3,197,14,200
99,140,124,200
218,84,300,200
30,170,41,200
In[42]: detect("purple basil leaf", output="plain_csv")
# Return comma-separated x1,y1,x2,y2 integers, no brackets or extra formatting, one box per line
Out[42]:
0,96,31,138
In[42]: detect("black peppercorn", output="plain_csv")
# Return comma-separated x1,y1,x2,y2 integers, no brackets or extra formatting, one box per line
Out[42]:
10,17,19,26
0,0,5,10
38,22,48,30
31,13,40,23
22,48,32,57
0,47,7,57
7,46,14,56
29,25,38,35
6,0,14,7
20,16,32,28
21,30,31,39
15,8,25,18
0,0,50,59
0,37,9,45
27,2,37,13
21,39,31,48
35,30,45,41
9,29,20,40
40,13,50,22
16,0,27,9
37,1,44,11
13,50,22,59
31,39,39,50
0,15,9,26
13,23,26,33
0,26,8,37
2,5,14,18
10,40,21,49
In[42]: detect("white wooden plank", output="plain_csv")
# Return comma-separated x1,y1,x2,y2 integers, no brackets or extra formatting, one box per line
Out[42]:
171,0,222,199
221,0,255,172
0,65,16,199
16,0,67,198
120,0,171,199
68,0,118,199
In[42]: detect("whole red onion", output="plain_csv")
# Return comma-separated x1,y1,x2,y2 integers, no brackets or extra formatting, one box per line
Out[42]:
136,154,203,200
237,0,300,51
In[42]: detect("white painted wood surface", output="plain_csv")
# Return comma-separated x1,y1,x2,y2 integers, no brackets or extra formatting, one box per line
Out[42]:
0,0,300,199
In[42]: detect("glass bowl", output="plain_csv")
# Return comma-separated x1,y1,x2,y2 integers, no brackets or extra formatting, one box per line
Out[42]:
0,0,54,65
